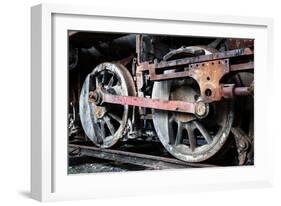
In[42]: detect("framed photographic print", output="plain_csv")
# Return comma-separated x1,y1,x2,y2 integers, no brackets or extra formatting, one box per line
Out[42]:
31,3,274,201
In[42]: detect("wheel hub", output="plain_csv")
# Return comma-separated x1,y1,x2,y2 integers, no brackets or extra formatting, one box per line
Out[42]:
195,101,209,118
170,85,197,123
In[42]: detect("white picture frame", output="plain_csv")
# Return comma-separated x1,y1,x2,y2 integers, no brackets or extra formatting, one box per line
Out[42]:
31,3,274,202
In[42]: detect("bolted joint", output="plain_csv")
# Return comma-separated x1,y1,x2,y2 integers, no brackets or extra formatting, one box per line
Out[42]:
89,91,103,106
195,101,209,118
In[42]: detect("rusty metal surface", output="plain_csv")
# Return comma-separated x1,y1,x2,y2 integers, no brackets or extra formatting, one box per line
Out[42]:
222,85,253,98
152,75,234,162
225,38,254,50
145,61,252,82
145,59,253,102
74,33,254,165
90,59,253,115
137,57,253,103
83,44,252,163
91,91,198,114
230,62,254,72
137,48,253,72
147,59,229,102
149,46,235,163
187,59,229,102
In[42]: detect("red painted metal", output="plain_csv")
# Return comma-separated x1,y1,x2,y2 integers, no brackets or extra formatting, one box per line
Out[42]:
100,93,197,114
222,86,253,98
90,84,253,114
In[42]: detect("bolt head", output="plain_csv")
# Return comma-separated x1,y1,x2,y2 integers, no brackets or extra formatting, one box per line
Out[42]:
92,92,98,101
195,102,207,116
89,91,102,105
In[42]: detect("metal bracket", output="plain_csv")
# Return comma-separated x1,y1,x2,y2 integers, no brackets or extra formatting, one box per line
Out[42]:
231,127,253,165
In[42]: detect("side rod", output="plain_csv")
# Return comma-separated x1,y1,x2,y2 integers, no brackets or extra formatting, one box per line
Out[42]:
89,91,197,114
89,85,252,115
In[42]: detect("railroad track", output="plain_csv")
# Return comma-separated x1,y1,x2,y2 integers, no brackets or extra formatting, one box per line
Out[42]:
69,143,214,170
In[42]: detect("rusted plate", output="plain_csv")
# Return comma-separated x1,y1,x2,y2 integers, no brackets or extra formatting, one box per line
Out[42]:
144,60,253,101
188,59,228,101
149,59,229,102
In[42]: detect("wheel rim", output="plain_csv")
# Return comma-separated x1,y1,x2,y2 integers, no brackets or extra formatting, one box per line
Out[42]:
152,46,234,162
79,62,135,148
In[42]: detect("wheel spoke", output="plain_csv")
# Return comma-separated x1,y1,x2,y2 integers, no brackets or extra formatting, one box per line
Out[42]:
186,123,196,151
81,63,136,148
102,74,106,85
89,105,98,123
95,76,101,88
112,85,122,94
168,115,174,124
193,121,212,144
168,123,175,145
150,48,234,162
99,120,106,139
107,75,114,88
108,112,122,124
175,122,183,145
104,115,116,135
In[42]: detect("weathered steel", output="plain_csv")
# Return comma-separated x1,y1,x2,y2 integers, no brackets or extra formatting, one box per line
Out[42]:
79,62,136,148
137,59,253,102
230,62,254,72
91,91,202,115
141,61,253,82
89,60,252,116
231,127,252,165
76,33,254,164
137,48,253,72
187,59,229,102
151,46,235,163
152,77,234,162
147,59,230,101
222,85,253,98
69,144,214,169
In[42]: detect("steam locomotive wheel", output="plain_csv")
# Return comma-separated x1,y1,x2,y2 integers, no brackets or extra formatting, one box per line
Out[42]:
152,46,234,162
79,62,136,148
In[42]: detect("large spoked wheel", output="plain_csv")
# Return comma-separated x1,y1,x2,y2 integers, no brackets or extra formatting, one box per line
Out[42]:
79,62,136,148
152,46,234,162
